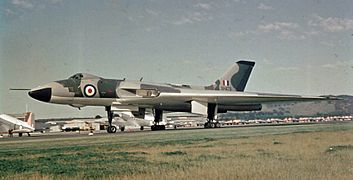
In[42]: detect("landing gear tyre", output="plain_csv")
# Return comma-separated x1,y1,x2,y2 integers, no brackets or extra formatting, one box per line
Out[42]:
107,126,117,133
151,125,166,131
140,126,144,131
204,122,220,128
110,126,117,133
120,126,125,132
215,122,221,128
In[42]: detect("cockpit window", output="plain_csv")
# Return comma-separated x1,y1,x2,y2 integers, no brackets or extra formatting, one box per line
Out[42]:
69,73,83,80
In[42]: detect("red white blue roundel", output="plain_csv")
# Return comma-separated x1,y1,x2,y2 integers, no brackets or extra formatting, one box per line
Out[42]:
84,84,96,97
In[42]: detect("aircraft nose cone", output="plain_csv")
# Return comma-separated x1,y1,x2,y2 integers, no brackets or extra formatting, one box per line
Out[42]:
28,88,52,102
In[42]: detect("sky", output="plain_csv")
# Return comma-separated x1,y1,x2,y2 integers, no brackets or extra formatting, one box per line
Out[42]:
1,0,353,118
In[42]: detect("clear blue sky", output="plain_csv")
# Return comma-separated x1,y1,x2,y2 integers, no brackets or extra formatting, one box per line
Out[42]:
1,0,353,118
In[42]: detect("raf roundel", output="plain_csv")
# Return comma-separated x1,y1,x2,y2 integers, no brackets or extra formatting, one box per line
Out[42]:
84,85,97,97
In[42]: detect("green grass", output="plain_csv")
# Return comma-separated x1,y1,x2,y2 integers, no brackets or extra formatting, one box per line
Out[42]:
0,122,353,179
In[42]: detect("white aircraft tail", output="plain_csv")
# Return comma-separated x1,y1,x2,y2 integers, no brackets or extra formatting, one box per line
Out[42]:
23,112,35,128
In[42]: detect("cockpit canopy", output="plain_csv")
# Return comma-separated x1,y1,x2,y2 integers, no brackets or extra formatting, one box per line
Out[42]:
69,73,101,80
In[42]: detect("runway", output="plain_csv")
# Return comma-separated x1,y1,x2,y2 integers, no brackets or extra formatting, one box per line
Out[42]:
0,121,345,143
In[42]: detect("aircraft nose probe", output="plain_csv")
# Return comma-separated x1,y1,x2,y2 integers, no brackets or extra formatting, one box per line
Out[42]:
28,88,52,102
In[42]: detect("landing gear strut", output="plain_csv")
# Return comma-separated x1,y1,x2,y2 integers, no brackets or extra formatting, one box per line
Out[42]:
151,109,166,131
106,106,117,133
204,103,221,128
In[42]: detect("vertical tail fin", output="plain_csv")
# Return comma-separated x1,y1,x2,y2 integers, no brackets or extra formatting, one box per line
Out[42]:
213,60,255,91
24,112,35,128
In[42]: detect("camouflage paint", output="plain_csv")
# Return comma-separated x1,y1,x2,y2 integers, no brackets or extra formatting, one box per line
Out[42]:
98,79,120,98
230,61,255,91
207,60,255,91
56,79,83,97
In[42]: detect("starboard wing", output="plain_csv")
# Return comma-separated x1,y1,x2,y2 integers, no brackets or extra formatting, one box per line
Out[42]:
113,90,336,107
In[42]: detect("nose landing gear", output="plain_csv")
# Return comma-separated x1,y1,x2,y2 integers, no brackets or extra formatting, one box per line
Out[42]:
106,106,117,133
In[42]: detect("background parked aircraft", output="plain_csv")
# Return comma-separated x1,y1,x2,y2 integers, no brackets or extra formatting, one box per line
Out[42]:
0,112,35,137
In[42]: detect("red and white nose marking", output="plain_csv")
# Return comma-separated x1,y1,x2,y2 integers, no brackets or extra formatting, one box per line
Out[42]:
84,85,96,97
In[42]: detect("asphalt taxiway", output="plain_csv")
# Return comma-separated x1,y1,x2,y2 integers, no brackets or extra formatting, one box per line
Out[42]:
0,121,346,143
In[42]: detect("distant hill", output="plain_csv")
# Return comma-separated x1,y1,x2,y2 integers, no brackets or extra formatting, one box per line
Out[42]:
219,95,353,120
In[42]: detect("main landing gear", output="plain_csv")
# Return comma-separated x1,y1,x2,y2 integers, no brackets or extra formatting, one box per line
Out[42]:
204,121,221,128
204,103,221,128
151,109,166,131
106,106,117,133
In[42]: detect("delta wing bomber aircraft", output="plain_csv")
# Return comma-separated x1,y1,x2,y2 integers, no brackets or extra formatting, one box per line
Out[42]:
27,60,332,133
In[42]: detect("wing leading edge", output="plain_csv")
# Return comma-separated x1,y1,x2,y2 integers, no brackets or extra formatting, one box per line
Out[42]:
114,90,334,107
